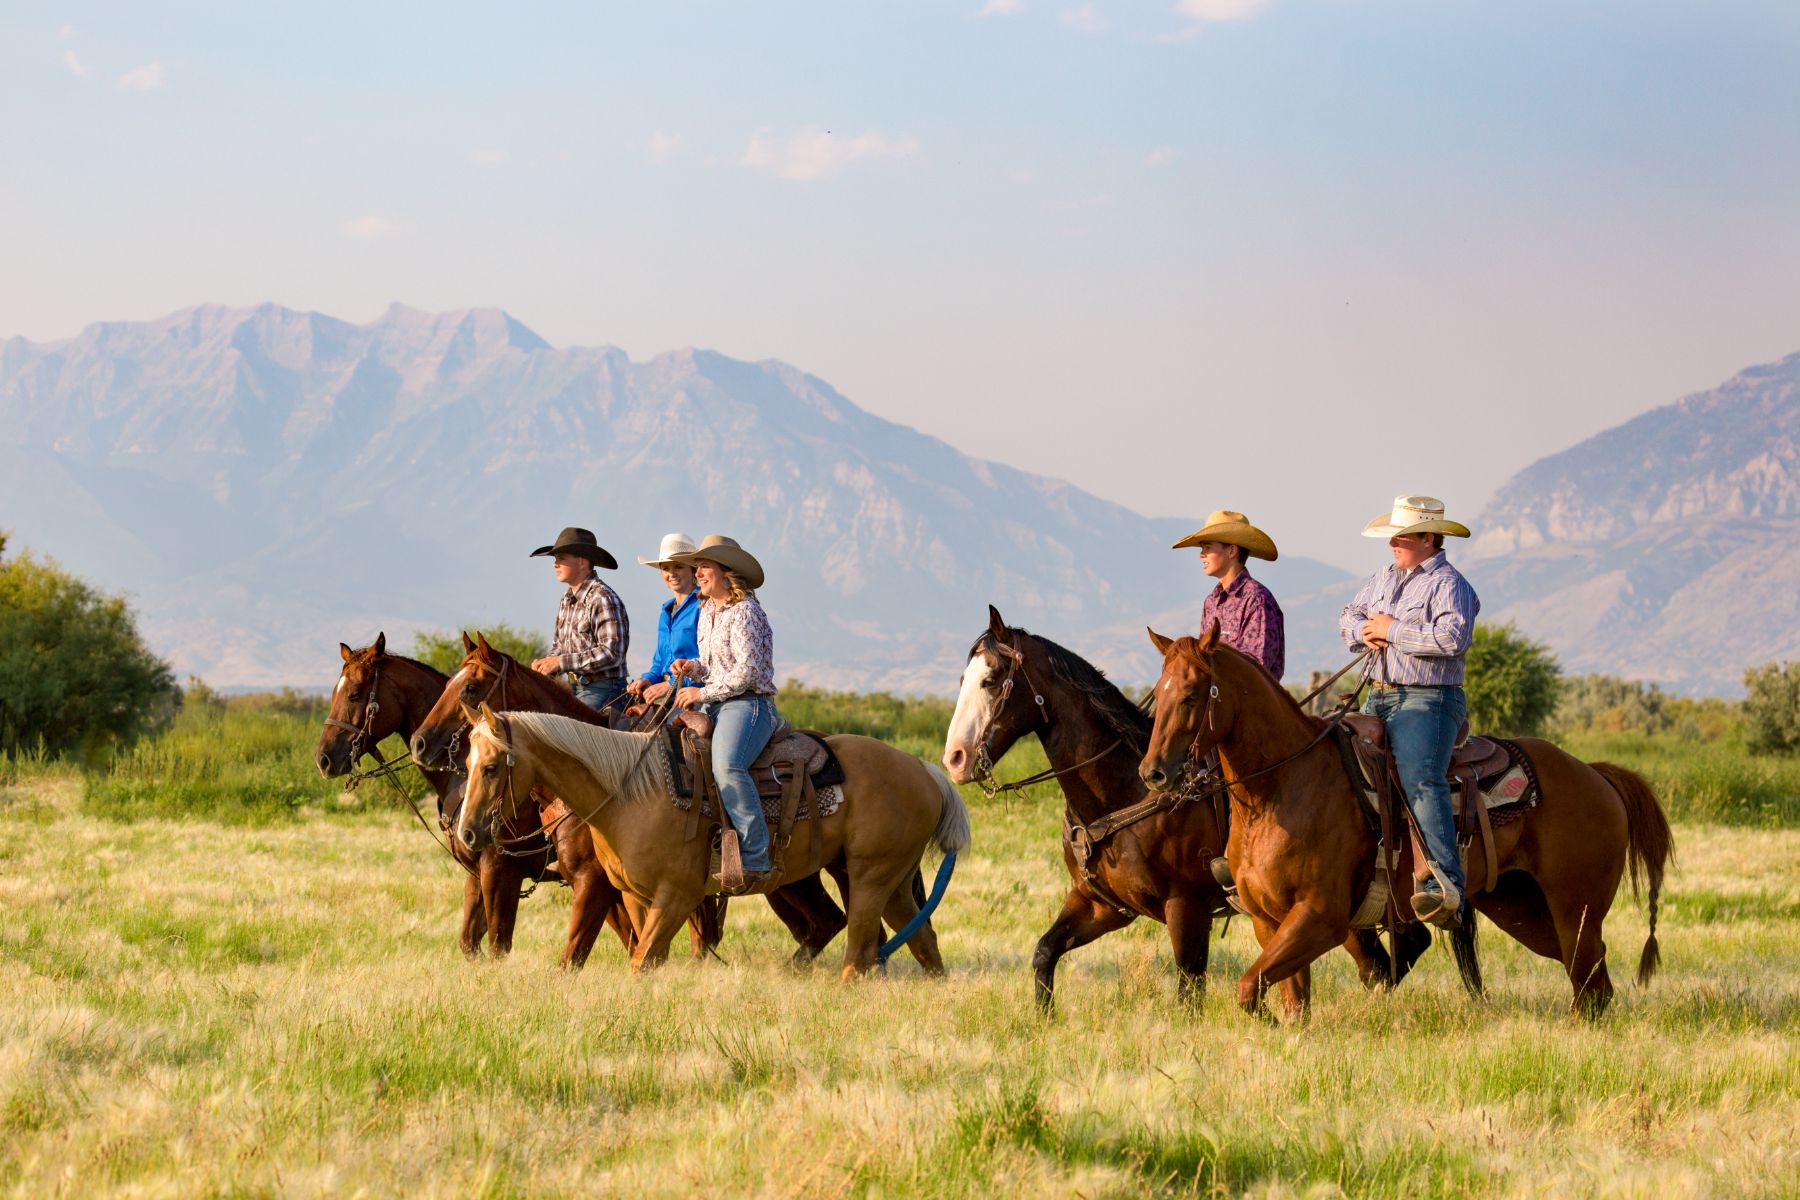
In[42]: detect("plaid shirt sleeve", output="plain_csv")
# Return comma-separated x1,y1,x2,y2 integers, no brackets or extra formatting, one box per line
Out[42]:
557,581,629,676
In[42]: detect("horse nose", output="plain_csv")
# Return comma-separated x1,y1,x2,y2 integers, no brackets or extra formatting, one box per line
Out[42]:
316,751,333,776
410,733,429,761
944,747,966,777
1140,765,1168,791
459,826,476,848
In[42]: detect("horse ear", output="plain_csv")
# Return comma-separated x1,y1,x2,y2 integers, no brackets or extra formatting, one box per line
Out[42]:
1197,619,1222,654
373,631,386,657
1147,627,1176,656
476,631,494,656
339,642,354,663
987,604,1007,642
461,631,476,653
479,701,498,726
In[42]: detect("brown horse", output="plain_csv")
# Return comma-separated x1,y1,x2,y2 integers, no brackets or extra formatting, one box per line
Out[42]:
317,634,635,966
941,607,1439,1011
456,707,969,976
1139,624,1672,1019
409,634,853,965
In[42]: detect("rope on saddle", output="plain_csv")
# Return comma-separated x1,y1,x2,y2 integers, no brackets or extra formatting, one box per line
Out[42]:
876,851,958,968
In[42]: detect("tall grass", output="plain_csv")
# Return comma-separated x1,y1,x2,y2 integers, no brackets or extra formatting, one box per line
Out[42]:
1562,731,1800,828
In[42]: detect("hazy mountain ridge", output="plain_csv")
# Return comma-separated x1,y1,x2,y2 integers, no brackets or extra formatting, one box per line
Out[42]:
0,303,1348,692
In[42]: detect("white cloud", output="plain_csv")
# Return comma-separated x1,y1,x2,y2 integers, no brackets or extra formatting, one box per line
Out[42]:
648,131,683,164
1144,145,1176,168
115,62,166,91
1060,4,1108,33
1176,0,1270,20
343,215,398,241
740,126,920,182
978,0,1024,15
61,50,93,79
473,148,505,167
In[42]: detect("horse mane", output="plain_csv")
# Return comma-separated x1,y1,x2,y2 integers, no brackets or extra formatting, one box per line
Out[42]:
474,712,665,806
464,646,602,720
973,626,1152,754
371,652,449,684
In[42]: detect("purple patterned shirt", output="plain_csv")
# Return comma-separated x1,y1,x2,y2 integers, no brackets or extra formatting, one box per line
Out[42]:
691,597,777,703
1201,571,1286,681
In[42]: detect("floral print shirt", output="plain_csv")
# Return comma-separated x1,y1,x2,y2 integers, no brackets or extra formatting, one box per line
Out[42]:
691,597,777,702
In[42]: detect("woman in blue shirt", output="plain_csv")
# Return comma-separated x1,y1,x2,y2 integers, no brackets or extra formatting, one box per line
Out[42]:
625,532,705,705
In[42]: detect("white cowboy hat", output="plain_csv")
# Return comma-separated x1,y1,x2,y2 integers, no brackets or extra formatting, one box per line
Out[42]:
1361,495,1472,539
1172,510,1278,561
669,534,765,590
637,532,699,569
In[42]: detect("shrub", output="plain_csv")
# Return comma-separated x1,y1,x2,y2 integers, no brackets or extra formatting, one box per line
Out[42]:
1743,661,1800,755
0,548,179,762
411,624,547,675
1463,623,1561,738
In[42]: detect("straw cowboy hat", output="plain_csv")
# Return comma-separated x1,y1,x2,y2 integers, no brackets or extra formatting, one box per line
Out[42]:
528,526,619,569
1172,510,1279,562
1361,495,1472,539
669,534,765,590
637,532,699,569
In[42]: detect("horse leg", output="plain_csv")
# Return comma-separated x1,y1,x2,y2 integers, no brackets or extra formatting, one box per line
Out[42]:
458,871,486,959
687,895,727,959
1237,903,1344,1018
1277,964,1312,1016
1164,892,1213,1005
629,889,701,973
878,866,944,977
561,864,624,970
1548,891,1615,1019
477,851,505,958
1472,872,1563,960
770,874,847,967
1343,923,1434,990
489,861,526,959
838,858,917,980
1031,889,1136,1012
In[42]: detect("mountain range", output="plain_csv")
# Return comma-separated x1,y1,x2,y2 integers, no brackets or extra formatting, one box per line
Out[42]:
2,304,1793,695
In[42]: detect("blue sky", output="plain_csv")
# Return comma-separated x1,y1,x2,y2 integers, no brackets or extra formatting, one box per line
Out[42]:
4,0,1797,569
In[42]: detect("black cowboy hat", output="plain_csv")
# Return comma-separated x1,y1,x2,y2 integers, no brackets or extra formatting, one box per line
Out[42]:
529,527,619,570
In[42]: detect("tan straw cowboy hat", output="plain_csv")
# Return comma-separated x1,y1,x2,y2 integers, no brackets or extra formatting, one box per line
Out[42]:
637,532,699,569
1172,510,1278,561
1361,495,1472,539
669,534,765,590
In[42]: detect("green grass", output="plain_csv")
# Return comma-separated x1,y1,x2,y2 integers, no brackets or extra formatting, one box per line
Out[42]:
1,762,1797,1196
1562,731,1800,828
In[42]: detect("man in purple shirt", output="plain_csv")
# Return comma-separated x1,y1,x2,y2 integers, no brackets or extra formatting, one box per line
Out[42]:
1174,510,1285,680
1340,495,1481,929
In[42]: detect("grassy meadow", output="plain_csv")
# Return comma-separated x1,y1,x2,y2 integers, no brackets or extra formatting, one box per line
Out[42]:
1,690,1797,1197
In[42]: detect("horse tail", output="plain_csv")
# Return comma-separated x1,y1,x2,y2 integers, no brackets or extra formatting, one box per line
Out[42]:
926,764,972,855
1590,761,1674,988
1448,909,1483,999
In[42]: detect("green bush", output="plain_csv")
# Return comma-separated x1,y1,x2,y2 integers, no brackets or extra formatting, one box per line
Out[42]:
411,624,547,675
1553,673,1740,742
1463,623,1561,738
1743,661,1800,755
0,547,179,762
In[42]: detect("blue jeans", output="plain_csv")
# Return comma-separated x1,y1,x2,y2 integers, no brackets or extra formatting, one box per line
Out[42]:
704,694,782,873
573,677,627,713
1363,685,1467,897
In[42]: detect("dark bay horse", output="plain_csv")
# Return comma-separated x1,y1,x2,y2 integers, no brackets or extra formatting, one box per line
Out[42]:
941,607,1436,1010
1139,624,1672,1019
408,634,853,965
317,634,634,966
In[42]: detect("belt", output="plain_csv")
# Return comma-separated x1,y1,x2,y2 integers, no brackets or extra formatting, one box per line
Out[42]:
1369,681,1449,690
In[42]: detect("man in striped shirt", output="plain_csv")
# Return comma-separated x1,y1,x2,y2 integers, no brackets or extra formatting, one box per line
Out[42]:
1339,496,1481,929
529,527,631,712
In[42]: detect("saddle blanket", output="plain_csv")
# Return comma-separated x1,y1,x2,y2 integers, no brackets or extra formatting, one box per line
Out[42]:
685,783,843,826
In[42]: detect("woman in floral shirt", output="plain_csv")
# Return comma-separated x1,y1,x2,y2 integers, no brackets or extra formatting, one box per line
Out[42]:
668,535,781,893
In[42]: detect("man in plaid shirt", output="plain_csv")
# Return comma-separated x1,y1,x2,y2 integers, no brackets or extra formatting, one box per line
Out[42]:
529,527,631,712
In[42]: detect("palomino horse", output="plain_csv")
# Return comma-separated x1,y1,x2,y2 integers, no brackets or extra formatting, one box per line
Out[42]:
316,634,635,966
456,707,970,976
409,634,853,965
1139,625,1672,1018
941,607,1439,1010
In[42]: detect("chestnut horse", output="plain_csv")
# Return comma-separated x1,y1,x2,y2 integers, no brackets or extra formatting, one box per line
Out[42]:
941,607,1438,1011
409,634,853,965
1139,625,1672,1019
456,708,969,976
317,634,635,965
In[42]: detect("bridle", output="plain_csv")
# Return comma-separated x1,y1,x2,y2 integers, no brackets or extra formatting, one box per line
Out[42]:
966,636,1124,800
324,659,390,773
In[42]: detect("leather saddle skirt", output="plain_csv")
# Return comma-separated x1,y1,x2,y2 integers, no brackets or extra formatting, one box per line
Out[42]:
662,710,847,803
1336,713,1538,820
